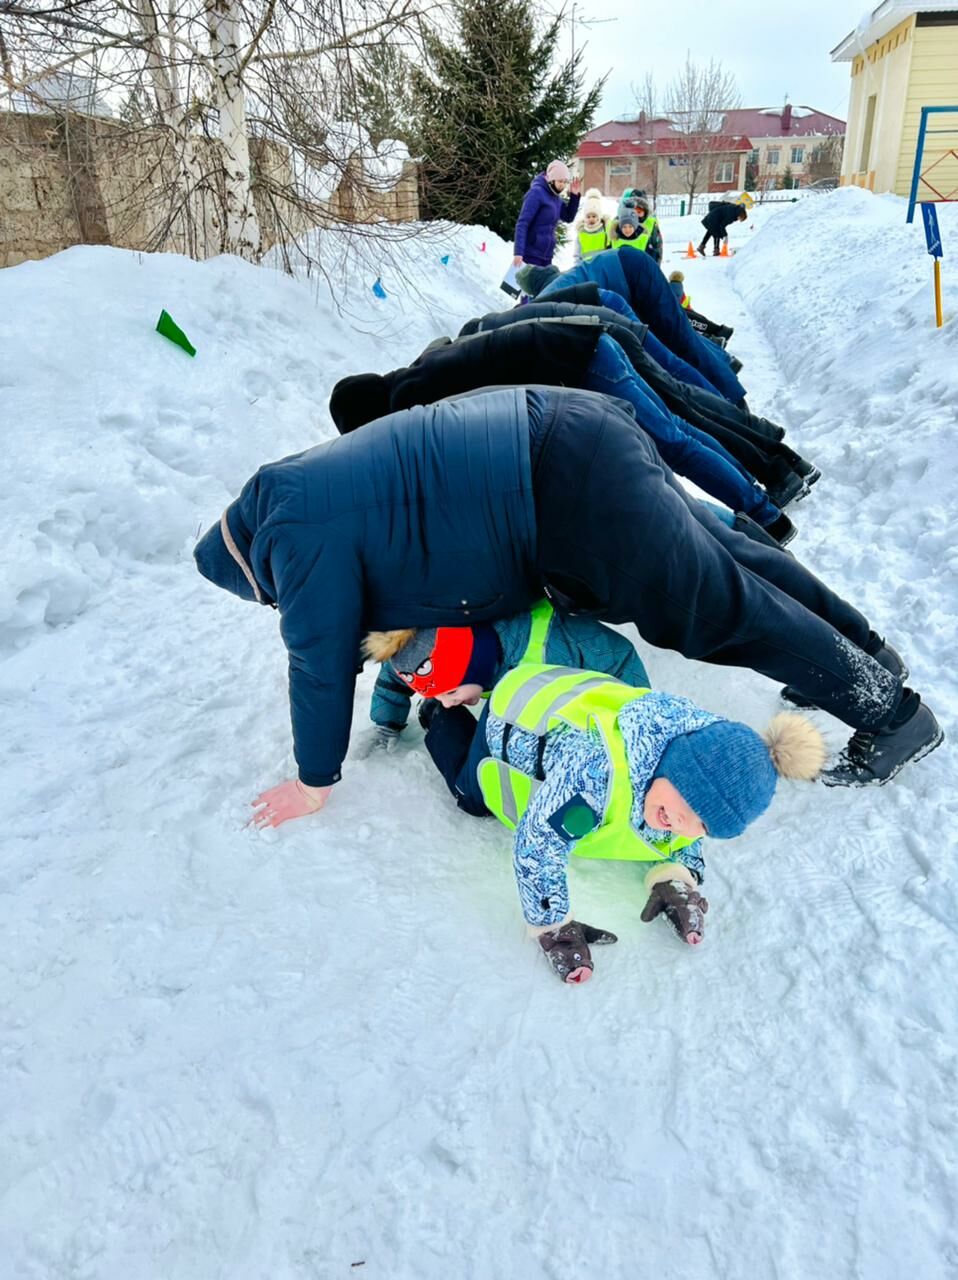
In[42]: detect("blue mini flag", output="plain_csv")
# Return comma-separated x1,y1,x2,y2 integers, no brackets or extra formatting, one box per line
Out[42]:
440,254,450,266
372,277,388,299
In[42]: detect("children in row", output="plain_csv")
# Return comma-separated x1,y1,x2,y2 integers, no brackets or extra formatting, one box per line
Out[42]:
573,188,663,265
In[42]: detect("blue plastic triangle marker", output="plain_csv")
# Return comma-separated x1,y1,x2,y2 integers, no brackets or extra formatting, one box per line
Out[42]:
372,277,388,299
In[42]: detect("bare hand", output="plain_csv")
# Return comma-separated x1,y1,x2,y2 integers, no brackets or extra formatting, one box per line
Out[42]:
512,255,523,268
251,778,332,829
570,177,582,196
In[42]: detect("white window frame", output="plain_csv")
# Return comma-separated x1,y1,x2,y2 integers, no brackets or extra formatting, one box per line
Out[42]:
791,145,805,164
714,160,735,184
766,147,780,166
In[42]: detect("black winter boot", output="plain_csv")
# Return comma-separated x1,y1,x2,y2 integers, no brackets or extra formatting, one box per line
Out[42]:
782,635,907,709
765,470,810,509
729,355,744,374
762,512,797,546
732,512,788,550
822,695,943,787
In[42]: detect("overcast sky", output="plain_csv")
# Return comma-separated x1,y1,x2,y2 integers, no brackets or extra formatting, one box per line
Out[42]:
558,0,872,125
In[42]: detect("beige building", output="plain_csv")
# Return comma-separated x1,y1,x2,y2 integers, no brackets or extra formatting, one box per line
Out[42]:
831,1,958,196
722,106,845,190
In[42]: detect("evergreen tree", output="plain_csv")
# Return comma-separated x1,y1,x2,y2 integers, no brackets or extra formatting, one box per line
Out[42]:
410,0,604,237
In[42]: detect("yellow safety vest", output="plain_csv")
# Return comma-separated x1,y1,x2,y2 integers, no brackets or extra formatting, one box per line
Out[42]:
477,664,696,863
577,225,608,260
607,215,657,253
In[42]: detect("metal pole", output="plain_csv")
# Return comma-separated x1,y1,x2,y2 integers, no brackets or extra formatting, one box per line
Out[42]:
907,107,930,224
934,257,943,328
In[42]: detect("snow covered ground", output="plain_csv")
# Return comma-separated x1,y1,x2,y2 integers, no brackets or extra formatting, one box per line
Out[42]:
1,192,956,1279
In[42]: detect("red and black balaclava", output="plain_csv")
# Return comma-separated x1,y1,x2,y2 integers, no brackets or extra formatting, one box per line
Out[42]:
390,625,499,697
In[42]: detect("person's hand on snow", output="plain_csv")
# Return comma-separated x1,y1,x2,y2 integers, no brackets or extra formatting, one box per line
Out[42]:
641,879,709,946
536,920,618,984
251,778,332,829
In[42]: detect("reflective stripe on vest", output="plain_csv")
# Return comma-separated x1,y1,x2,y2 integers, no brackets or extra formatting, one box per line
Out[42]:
521,599,554,666
479,664,695,862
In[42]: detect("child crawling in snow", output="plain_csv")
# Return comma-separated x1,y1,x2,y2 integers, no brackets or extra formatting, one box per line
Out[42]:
366,623,826,985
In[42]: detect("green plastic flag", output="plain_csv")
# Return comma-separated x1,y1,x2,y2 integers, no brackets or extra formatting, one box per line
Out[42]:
156,309,196,357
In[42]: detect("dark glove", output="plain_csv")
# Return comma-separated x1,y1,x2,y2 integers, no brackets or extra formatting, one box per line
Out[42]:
354,725,403,758
640,879,709,945
537,920,618,984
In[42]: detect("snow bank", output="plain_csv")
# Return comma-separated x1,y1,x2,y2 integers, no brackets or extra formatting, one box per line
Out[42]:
0,224,510,656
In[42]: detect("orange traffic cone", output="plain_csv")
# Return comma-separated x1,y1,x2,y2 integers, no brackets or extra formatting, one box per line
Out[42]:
719,240,731,258
685,241,697,259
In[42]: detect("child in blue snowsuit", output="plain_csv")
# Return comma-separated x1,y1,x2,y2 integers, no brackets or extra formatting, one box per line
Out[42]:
476,665,826,983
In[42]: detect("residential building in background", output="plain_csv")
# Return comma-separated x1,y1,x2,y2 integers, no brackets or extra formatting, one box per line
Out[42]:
723,106,846,190
575,115,751,198
831,1,958,196
575,105,845,199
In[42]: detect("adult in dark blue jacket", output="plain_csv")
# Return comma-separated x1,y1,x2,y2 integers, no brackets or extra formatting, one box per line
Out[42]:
540,248,746,405
513,161,581,268
194,388,938,816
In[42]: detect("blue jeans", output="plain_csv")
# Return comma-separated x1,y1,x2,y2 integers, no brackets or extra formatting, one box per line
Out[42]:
585,335,779,525
595,290,722,396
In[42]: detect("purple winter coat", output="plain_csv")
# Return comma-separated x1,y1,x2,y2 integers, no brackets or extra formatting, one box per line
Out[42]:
513,174,581,266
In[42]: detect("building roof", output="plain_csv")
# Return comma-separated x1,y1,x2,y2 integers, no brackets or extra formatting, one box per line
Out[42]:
831,1,958,61
721,106,846,137
577,117,751,158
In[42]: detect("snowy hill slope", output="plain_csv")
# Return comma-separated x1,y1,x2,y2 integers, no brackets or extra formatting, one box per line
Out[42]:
1,201,956,1279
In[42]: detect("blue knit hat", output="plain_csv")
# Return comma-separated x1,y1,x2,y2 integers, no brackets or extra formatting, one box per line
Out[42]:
655,721,777,839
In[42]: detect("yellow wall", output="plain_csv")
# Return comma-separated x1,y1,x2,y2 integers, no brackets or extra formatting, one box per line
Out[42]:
842,15,915,192
895,22,958,197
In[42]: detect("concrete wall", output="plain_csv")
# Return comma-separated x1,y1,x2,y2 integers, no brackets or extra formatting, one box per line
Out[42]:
0,111,420,269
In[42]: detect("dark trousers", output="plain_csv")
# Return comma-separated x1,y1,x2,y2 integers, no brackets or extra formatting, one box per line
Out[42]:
422,702,493,817
699,229,723,254
530,394,901,731
627,340,802,484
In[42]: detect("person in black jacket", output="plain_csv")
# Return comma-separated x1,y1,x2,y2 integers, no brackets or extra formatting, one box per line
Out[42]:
460,290,818,509
698,201,748,256
193,388,940,822
328,320,795,543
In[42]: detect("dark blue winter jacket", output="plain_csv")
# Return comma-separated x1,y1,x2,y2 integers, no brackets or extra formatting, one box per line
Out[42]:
539,248,746,405
196,390,542,786
513,174,581,267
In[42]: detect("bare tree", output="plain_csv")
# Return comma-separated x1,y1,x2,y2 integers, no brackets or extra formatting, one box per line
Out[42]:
806,135,844,185
663,52,740,206
1,0,432,263
629,70,660,201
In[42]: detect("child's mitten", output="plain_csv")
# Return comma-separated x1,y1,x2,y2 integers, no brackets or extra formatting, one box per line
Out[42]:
640,880,709,945
537,920,618,984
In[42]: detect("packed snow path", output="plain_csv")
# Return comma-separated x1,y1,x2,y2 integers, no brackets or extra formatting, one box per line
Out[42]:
1,195,956,1278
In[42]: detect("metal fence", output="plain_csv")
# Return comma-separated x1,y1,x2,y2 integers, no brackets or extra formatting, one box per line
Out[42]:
650,191,807,218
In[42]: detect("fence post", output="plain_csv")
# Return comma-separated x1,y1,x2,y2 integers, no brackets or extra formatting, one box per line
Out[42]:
680,199,685,216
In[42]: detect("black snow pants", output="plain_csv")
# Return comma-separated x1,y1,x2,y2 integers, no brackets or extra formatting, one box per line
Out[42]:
530,393,901,732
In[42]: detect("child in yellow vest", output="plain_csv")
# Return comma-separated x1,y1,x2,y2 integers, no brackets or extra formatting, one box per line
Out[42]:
476,665,825,984
572,188,609,263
